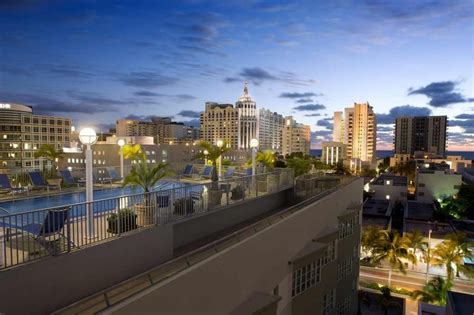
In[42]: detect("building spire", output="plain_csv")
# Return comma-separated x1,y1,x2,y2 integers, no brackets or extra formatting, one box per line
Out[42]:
243,81,249,96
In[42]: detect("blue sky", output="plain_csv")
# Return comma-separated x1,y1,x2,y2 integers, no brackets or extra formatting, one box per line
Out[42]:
1,0,473,150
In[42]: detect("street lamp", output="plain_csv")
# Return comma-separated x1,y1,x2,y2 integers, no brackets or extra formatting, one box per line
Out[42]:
425,228,432,283
250,138,259,175
79,127,98,239
216,140,223,179
117,139,125,180
203,149,209,165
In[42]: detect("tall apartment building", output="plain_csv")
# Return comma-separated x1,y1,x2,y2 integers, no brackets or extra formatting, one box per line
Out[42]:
332,111,344,142
200,102,239,148
0,103,72,172
394,116,447,157
116,117,198,144
236,82,258,149
258,108,284,152
282,116,311,156
334,102,376,162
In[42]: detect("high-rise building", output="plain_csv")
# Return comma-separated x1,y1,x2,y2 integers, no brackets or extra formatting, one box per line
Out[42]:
321,141,347,165
258,108,284,152
282,116,311,156
394,116,447,157
0,103,72,172
236,82,258,150
200,102,239,148
332,111,344,142
338,102,376,162
116,117,198,144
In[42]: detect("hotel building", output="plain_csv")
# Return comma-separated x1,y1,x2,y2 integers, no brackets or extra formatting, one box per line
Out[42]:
259,108,284,152
0,103,72,173
332,102,376,163
394,116,447,157
200,102,239,148
236,82,258,150
282,116,311,156
321,141,347,165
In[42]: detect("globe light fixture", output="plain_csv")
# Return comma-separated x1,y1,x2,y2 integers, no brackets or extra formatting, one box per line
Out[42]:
250,138,259,148
250,138,259,175
117,138,125,147
79,127,98,239
216,139,224,178
216,139,224,148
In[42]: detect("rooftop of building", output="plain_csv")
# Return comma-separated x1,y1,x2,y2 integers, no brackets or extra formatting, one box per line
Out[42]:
406,201,435,221
371,173,407,186
363,199,390,217
447,291,474,315
362,216,390,230
450,220,474,239
404,220,453,238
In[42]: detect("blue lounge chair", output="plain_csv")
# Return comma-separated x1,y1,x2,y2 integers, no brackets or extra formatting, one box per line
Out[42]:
105,167,122,182
93,169,112,185
246,168,253,176
201,165,213,179
182,164,194,177
59,170,85,187
0,174,27,195
3,207,74,253
223,167,235,179
28,171,60,192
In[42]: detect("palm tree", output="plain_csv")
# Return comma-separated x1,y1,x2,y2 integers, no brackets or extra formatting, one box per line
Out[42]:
432,232,474,283
256,150,275,171
122,145,167,193
406,230,428,269
286,157,312,177
412,276,452,306
194,140,229,183
361,226,382,259
34,144,64,176
371,230,414,287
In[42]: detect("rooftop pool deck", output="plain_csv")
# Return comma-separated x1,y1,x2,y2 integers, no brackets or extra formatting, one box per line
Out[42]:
0,180,191,214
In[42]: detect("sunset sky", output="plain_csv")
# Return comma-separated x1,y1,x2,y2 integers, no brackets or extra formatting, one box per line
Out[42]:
1,0,473,150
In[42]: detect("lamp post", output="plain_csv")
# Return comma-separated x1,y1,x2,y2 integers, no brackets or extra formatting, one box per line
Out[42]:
425,228,432,283
117,139,125,180
79,128,98,239
203,149,209,165
216,139,223,179
250,138,259,176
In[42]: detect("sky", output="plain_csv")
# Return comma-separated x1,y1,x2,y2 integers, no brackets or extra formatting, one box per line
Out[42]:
0,0,473,151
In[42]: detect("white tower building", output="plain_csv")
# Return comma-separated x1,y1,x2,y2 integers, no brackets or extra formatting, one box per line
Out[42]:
236,82,258,150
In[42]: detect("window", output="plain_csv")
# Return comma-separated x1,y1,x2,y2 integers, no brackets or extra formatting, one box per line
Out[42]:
323,240,337,265
337,258,353,280
323,289,336,315
291,258,321,297
338,213,358,239
418,183,425,187
337,295,351,315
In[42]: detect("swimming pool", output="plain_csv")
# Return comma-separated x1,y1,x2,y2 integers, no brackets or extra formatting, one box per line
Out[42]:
0,180,189,214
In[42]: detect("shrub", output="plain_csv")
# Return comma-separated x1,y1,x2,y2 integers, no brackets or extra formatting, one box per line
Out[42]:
107,208,137,234
173,197,194,215
231,185,245,200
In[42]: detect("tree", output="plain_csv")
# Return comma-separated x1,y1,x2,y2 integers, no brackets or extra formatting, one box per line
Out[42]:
361,166,377,177
361,226,382,259
194,140,230,183
371,230,414,287
412,276,452,306
332,161,351,175
377,286,401,315
431,232,474,284
438,184,474,220
34,144,64,175
122,145,168,193
286,157,312,177
256,150,275,171
405,230,428,270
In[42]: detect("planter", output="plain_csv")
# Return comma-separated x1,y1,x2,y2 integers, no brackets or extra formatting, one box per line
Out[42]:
107,209,137,234
135,204,156,226
267,174,279,192
208,189,223,207
173,197,194,216
231,185,245,200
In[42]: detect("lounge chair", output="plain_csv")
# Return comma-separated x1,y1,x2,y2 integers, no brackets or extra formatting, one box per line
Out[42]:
93,169,112,185
246,168,253,176
0,174,27,195
28,171,61,192
105,167,122,182
3,207,74,254
223,167,235,179
182,164,194,177
200,165,214,179
59,170,85,187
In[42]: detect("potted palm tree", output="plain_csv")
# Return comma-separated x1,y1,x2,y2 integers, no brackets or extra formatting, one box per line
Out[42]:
34,144,64,185
194,140,229,207
122,144,168,226
256,150,278,192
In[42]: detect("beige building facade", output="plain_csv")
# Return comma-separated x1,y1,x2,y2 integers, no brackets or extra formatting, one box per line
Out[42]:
0,103,72,173
259,108,284,152
200,102,239,148
282,116,311,156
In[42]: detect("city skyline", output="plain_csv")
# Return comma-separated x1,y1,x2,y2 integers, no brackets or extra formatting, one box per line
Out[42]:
1,1,473,150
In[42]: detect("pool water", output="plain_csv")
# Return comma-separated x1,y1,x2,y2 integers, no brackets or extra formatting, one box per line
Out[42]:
0,181,189,214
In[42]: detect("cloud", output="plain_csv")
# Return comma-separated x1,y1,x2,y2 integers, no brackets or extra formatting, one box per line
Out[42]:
119,71,179,88
174,94,196,101
296,98,313,103
179,119,200,128
133,91,195,101
134,90,164,97
378,126,394,132
293,104,326,111
449,119,474,134
376,105,432,124
279,92,322,99
455,114,474,119
304,113,321,117
316,118,333,129
224,68,315,86
177,110,201,118
408,81,472,107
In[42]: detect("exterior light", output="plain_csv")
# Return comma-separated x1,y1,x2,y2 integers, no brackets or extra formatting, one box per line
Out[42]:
117,139,125,147
216,140,224,178
250,138,259,148
117,139,125,180
203,150,209,156
79,128,98,146
216,139,224,148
